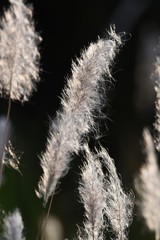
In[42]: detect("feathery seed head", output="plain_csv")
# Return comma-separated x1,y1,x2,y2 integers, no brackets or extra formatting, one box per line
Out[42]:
77,145,134,240
77,144,106,240
98,146,134,240
0,0,41,102
3,208,25,240
152,42,160,151
37,28,122,205
134,128,160,240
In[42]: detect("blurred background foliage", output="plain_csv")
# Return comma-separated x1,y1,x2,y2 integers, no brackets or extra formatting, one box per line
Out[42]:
0,0,160,239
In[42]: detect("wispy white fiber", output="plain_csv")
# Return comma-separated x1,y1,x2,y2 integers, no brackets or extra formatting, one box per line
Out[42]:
77,144,106,240
98,146,134,240
134,128,160,240
78,145,134,240
153,45,160,151
3,208,25,240
0,0,41,102
37,27,122,205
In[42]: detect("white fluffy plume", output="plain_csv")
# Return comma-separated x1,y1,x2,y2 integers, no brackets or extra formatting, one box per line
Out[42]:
3,208,25,240
134,128,160,240
0,0,41,102
78,145,134,240
98,146,134,240
78,144,106,240
36,28,122,205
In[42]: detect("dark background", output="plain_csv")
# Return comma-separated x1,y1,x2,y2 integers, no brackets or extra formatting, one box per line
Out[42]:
0,0,160,239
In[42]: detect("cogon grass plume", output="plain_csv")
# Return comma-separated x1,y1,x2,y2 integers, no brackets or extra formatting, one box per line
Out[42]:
0,0,41,102
77,144,134,240
2,208,25,240
153,44,160,152
98,146,134,240
134,128,160,240
36,27,122,206
0,0,41,184
77,144,106,240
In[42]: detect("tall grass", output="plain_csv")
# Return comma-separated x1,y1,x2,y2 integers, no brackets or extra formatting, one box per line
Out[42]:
0,0,41,186
0,0,160,240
